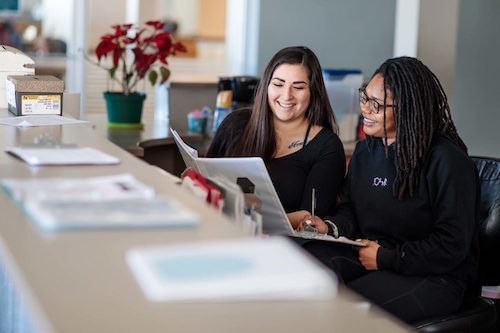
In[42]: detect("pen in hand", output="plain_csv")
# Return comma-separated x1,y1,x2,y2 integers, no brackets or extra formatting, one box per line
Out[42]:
303,188,318,232
311,188,316,221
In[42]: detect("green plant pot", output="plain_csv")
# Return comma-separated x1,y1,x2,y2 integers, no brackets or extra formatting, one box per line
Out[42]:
103,92,146,129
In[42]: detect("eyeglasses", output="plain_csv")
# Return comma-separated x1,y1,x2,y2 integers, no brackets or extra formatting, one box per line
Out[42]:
358,86,394,114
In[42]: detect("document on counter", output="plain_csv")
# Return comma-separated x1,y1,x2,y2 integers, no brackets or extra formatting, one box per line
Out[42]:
0,174,200,231
1,174,155,202
22,197,199,231
127,237,338,302
0,115,88,127
5,146,120,165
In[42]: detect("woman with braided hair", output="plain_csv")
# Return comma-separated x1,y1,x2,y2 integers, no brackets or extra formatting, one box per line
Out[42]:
299,57,479,324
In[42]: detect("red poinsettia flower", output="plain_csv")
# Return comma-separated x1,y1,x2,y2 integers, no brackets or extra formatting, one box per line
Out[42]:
91,21,186,94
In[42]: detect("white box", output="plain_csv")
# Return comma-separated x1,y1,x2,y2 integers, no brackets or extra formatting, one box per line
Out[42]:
0,45,35,109
323,69,364,143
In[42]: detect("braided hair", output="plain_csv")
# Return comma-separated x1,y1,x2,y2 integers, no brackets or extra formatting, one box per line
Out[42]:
374,57,467,199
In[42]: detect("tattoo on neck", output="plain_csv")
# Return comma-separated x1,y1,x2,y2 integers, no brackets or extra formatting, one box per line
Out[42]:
288,140,303,149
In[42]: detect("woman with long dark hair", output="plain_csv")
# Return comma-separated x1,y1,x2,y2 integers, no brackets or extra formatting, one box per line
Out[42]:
207,46,346,227
301,56,479,324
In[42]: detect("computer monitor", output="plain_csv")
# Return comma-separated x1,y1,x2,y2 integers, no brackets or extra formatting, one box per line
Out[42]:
322,69,363,143
0,0,20,15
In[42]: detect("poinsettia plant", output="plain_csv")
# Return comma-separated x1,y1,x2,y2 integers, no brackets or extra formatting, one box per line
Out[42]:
94,20,186,95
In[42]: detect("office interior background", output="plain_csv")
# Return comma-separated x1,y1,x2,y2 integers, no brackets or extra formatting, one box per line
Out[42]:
1,0,498,158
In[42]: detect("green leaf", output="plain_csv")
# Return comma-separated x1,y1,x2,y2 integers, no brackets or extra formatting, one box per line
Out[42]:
159,66,171,84
148,70,158,86
108,67,117,79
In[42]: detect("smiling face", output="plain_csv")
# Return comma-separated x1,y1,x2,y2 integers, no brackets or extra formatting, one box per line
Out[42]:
361,73,396,144
267,63,311,124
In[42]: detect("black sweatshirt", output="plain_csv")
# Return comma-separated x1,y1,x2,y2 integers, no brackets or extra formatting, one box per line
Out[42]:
329,136,479,285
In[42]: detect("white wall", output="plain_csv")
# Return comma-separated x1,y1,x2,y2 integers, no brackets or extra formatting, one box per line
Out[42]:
417,0,459,105
88,0,126,49
225,0,259,75
41,0,72,41
393,0,419,58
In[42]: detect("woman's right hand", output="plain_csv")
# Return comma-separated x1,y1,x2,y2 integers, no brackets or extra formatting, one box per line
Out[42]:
298,214,328,234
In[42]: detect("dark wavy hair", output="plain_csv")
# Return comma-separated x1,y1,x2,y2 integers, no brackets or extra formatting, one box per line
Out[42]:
373,56,467,199
234,46,337,161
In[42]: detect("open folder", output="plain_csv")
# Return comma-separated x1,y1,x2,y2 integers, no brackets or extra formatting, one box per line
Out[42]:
170,128,363,247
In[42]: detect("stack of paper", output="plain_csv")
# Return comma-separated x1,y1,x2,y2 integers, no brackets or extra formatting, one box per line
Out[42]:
2,174,154,202
5,146,120,166
127,237,338,302
0,174,199,231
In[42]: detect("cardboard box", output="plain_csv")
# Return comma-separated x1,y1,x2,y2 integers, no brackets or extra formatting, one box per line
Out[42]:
6,75,64,116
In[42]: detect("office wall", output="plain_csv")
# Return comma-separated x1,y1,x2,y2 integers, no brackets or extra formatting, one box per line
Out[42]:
41,0,72,42
156,0,199,36
198,0,225,39
417,0,458,105
88,0,126,49
453,0,500,157
256,0,396,79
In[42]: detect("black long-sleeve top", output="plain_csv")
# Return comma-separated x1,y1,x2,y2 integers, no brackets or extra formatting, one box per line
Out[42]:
330,136,479,285
207,108,346,216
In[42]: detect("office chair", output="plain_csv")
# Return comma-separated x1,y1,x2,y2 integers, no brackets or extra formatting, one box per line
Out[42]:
414,156,500,333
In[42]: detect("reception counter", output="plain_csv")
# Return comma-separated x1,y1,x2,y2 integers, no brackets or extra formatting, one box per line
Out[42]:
0,110,408,333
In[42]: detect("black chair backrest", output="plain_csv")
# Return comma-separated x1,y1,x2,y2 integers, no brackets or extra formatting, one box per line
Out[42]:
472,156,500,285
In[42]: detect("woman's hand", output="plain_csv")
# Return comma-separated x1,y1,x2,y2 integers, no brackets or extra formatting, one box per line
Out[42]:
357,240,380,270
296,214,329,234
287,211,311,229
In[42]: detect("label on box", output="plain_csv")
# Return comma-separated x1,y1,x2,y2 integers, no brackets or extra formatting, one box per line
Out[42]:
21,95,61,115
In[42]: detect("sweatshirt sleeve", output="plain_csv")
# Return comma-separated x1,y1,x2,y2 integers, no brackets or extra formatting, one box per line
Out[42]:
376,146,478,276
323,143,362,238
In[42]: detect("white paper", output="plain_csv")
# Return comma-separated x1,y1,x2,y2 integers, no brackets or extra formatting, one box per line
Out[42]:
482,286,500,298
170,128,198,170
127,237,338,302
6,147,120,165
0,174,155,202
208,175,246,223
0,115,88,127
23,197,199,231
0,174,199,231
293,232,367,247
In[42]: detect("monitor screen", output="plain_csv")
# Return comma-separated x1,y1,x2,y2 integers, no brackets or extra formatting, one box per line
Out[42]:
0,0,20,14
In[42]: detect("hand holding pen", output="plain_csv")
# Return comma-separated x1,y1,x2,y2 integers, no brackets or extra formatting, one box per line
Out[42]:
302,188,317,232
299,188,329,234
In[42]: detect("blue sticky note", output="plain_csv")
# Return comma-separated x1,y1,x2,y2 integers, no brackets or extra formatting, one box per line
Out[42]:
154,255,253,282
